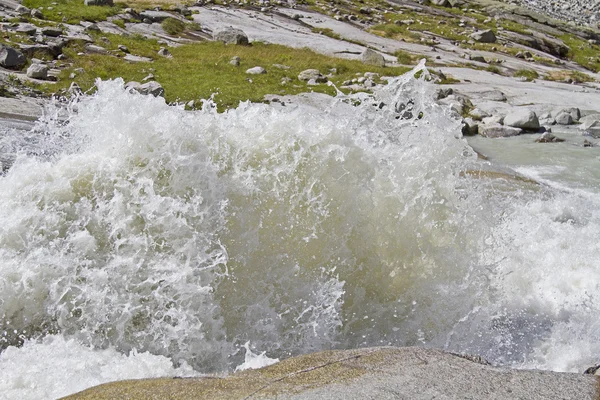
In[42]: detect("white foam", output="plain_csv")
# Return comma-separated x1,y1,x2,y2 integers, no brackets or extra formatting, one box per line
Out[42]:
0,335,198,400
235,341,279,372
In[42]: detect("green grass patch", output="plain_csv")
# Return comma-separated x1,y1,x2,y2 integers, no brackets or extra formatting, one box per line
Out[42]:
513,69,538,81
500,19,531,35
161,17,185,35
53,40,411,109
0,83,16,98
112,19,126,28
544,69,595,83
485,65,502,74
560,33,600,72
394,49,419,65
22,0,121,23
310,27,341,41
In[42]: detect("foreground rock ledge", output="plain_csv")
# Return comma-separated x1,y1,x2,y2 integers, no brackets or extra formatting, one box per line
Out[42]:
63,347,599,399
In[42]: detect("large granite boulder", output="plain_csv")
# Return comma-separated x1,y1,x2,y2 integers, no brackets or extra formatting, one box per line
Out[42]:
503,109,540,131
0,44,26,69
552,107,580,122
214,27,249,45
470,29,496,43
579,116,600,138
63,347,598,400
361,48,385,67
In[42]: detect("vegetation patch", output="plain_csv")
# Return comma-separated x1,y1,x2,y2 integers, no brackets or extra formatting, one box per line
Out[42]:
560,34,600,73
22,0,121,23
0,83,16,98
513,69,538,81
161,17,185,36
544,69,596,83
394,49,419,65
485,65,502,75
311,27,341,40
51,39,410,110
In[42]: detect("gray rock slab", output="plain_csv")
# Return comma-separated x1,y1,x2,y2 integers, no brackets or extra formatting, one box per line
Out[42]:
139,10,175,22
190,6,455,64
437,67,600,117
96,21,129,36
41,26,63,37
123,54,153,62
63,347,599,400
15,23,37,35
0,0,22,11
0,95,44,121
480,123,523,138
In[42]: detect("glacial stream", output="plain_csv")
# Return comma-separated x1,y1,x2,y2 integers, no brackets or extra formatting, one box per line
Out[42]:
0,63,599,399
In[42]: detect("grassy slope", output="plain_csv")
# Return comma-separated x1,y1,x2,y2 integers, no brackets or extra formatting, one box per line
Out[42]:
55,36,409,108
4,0,600,105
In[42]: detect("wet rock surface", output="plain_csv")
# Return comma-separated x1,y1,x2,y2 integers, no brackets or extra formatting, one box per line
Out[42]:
63,347,599,400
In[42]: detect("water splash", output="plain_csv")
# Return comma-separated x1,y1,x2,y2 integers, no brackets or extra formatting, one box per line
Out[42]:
0,63,599,398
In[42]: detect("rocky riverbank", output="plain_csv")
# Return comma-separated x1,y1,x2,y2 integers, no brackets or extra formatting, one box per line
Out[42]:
63,346,600,399
2,0,600,147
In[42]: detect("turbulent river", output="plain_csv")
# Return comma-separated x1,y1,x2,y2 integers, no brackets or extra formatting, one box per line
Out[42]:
1,63,599,399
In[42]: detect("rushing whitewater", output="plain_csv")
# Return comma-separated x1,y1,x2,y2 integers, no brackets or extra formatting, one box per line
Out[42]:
1,63,599,398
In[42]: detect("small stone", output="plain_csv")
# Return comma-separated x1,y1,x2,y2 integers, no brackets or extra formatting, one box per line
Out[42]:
16,23,37,35
462,117,479,136
0,44,26,69
468,108,490,121
26,63,49,79
85,44,108,54
230,56,240,66
554,112,574,125
246,66,266,74
41,27,63,37
469,54,486,63
84,0,114,5
583,139,595,147
535,132,564,143
298,69,327,82
30,8,43,18
157,47,172,58
118,45,130,53
126,80,164,97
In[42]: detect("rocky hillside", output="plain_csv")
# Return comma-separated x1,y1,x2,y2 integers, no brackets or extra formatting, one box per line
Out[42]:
1,0,600,143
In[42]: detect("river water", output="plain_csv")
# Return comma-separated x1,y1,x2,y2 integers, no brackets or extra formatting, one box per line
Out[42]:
1,63,599,399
